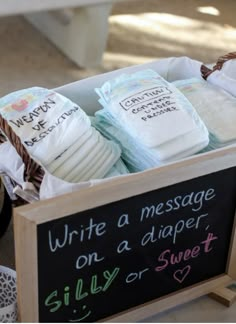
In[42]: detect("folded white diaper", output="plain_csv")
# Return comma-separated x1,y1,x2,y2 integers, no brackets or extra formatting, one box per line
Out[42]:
0,87,91,166
94,69,209,173
63,130,121,182
173,78,236,148
52,127,100,179
93,112,161,172
93,108,208,172
0,87,129,184
46,127,93,174
75,140,121,182
95,69,201,148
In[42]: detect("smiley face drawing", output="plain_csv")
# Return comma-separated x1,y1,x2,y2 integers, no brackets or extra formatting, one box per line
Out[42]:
69,305,92,322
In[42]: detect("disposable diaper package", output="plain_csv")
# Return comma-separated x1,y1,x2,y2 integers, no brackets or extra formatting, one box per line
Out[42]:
0,87,128,200
173,78,236,149
94,69,209,172
0,87,92,166
95,69,204,148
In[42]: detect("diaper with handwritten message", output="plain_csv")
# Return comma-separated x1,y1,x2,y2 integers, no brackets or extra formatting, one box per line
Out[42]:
0,87,127,183
94,69,209,171
0,87,91,165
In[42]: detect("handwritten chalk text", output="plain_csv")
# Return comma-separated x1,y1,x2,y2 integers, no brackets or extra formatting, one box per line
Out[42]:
155,232,218,272
141,213,208,245
44,267,120,313
140,188,215,222
48,220,107,253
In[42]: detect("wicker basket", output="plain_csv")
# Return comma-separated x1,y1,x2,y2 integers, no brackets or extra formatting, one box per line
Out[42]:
0,118,44,205
0,51,235,205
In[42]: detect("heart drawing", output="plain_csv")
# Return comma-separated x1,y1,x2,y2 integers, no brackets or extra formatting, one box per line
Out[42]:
173,265,191,283
12,99,28,112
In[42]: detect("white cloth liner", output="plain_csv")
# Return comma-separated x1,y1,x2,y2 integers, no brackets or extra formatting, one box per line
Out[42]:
56,57,202,116
0,142,25,186
207,59,236,97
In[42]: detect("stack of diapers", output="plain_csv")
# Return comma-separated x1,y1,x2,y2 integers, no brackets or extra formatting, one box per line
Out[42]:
173,78,236,151
0,87,128,183
93,69,209,172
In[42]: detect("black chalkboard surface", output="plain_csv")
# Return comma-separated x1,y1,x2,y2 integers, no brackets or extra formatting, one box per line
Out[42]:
37,166,236,322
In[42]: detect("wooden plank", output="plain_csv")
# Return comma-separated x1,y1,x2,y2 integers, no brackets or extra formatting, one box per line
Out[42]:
105,275,233,322
226,210,236,279
16,144,236,225
13,209,39,322
209,287,236,307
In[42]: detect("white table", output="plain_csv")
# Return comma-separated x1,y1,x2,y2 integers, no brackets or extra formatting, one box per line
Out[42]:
0,0,118,67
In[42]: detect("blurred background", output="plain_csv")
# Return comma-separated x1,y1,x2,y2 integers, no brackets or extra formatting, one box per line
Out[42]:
0,0,235,97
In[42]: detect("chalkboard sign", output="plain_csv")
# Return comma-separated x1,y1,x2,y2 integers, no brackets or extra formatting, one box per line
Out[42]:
14,146,236,323
35,167,236,322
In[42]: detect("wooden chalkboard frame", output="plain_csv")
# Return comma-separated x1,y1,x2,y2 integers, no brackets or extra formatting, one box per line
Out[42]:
14,144,236,323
